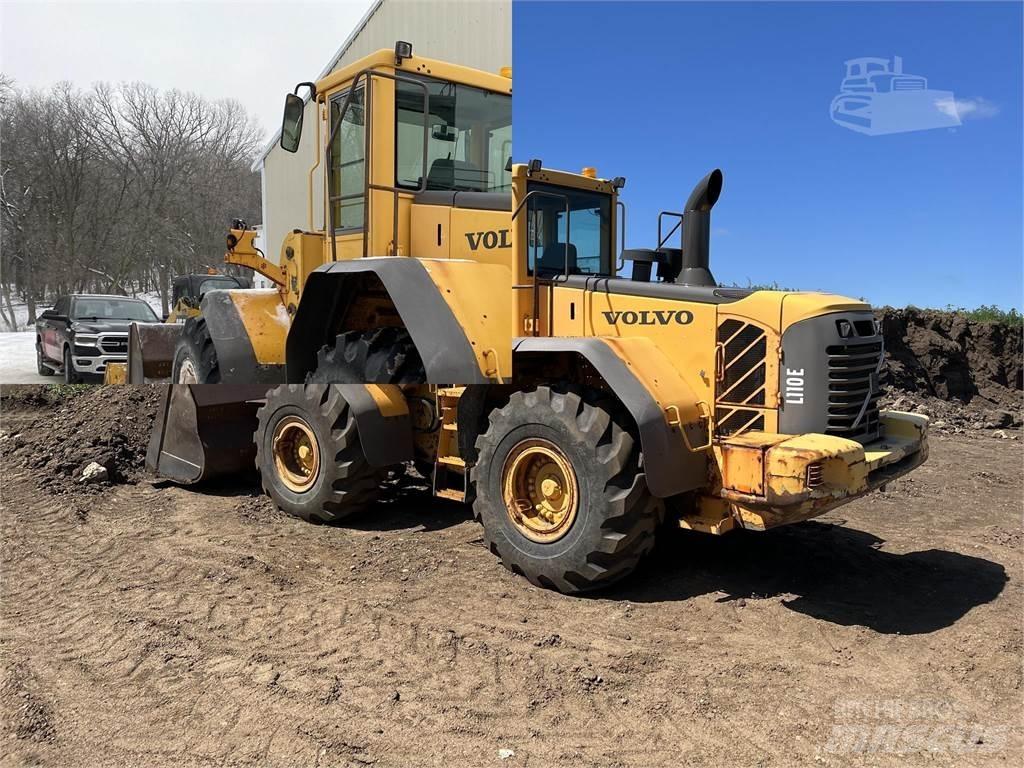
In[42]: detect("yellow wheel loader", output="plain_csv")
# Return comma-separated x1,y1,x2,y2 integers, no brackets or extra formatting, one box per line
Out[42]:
143,42,928,593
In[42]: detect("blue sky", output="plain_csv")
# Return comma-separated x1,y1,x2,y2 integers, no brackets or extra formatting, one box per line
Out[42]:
513,1,1023,309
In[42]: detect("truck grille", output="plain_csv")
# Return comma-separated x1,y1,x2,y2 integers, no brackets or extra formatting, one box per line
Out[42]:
826,341,886,442
100,335,128,354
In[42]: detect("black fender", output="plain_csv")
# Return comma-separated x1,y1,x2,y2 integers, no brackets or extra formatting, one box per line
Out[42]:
342,385,414,467
200,290,286,384
285,258,486,384
512,337,708,498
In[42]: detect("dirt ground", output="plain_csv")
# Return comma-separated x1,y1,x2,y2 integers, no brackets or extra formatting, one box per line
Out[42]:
1,394,1021,767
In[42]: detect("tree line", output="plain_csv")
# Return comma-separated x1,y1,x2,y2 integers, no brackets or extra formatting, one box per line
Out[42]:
0,75,263,328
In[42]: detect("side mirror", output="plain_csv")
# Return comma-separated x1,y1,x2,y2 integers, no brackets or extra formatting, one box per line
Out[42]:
280,93,305,153
40,309,56,319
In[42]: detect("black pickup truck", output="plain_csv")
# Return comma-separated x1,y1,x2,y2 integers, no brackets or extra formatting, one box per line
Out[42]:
36,294,162,382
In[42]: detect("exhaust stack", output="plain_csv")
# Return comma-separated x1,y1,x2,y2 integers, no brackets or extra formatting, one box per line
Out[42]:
679,169,722,287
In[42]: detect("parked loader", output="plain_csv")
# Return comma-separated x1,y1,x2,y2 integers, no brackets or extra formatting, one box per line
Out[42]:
145,42,928,592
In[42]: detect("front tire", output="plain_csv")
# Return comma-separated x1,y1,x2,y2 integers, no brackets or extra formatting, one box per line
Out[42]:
62,346,80,384
255,384,383,523
472,386,662,594
308,328,424,384
172,317,220,383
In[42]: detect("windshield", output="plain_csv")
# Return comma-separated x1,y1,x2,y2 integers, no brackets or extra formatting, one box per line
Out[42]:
526,182,612,277
73,298,159,322
396,76,512,193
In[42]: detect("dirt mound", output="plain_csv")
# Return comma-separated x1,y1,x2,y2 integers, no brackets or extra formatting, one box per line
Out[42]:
878,307,1022,429
1,385,164,495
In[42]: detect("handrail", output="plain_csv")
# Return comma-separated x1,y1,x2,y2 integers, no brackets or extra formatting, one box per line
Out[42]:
657,210,684,250
511,188,571,337
325,69,431,262
616,199,627,272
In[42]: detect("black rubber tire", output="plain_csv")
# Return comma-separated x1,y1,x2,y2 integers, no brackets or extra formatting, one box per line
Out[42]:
172,317,220,383
37,341,54,376
62,346,80,384
255,384,383,523
472,386,663,594
308,328,425,384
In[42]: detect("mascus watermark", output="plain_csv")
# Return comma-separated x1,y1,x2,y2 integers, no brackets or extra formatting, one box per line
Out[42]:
823,698,1013,755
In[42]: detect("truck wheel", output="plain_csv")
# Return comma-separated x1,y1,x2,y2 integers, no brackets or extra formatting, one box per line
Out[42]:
472,386,663,593
255,384,383,523
36,341,54,376
308,328,424,384
62,346,81,384
172,317,220,383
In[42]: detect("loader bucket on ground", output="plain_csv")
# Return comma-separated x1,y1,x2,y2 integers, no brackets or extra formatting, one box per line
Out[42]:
129,323,183,383
146,384,270,484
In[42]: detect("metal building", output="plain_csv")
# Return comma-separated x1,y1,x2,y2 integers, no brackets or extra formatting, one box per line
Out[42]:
254,0,511,260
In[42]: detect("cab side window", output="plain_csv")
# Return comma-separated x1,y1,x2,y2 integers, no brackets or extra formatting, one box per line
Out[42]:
328,88,366,231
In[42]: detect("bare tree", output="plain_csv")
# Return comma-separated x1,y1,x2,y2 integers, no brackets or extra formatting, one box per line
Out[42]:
0,77,262,327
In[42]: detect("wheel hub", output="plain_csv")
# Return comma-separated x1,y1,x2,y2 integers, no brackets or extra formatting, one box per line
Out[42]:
502,438,579,543
272,416,320,492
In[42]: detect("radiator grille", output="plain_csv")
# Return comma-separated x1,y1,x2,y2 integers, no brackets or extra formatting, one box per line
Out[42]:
716,319,768,435
826,341,886,442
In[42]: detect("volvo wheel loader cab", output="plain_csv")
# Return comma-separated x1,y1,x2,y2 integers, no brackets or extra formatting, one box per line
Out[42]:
147,42,514,385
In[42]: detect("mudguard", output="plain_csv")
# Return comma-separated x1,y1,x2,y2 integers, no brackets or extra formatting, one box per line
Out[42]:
200,289,289,384
286,258,513,384
339,384,414,466
513,337,710,498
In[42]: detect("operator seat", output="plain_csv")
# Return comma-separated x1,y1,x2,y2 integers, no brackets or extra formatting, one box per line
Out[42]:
426,158,488,192
536,243,577,277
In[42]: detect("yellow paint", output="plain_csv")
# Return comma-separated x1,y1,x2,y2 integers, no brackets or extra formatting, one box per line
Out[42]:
419,259,516,381
599,336,710,446
281,231,326,313
224,228,286,286
103,362,127,384
409,204,451,259
691,412,929,531
363,385,409,418
228,290,290,365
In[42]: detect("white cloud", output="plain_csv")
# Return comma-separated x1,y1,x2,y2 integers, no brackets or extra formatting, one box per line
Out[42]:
935,97,1000,121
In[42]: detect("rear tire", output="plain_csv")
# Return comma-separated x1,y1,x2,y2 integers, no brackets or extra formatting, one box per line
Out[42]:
472,386,662,594
172,317,220,383
308,328,424,384
255,384,383,523
37,341,54,376
62,346,80,384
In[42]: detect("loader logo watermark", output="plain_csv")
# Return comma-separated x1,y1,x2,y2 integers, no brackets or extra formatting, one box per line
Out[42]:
602,310,694,326
822,698,1012,756
829,56,986,136
465,229,511,251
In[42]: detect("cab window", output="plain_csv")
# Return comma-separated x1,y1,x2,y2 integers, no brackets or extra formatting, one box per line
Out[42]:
525,183,612,277
328,87,366,231
395,76,512,193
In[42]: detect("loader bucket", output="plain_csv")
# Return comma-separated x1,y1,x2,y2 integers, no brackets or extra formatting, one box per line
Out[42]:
146,384,270,484
129,323,183,383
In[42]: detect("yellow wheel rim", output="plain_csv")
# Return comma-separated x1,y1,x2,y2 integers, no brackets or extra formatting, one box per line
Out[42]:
502,438,579,543
272,416,320,493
